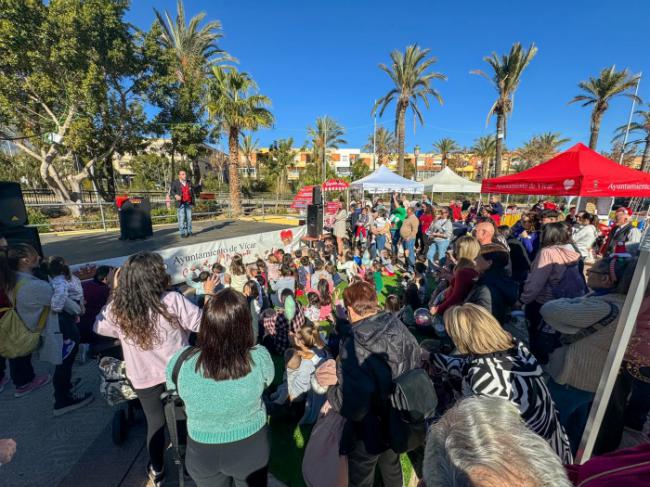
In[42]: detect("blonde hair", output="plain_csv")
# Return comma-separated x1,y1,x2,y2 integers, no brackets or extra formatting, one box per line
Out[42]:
443,303,513,355
454,236,481,262
295,322,325,349
454,257,476,272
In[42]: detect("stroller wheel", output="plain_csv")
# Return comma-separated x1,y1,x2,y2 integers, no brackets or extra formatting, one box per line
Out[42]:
112,409,128,445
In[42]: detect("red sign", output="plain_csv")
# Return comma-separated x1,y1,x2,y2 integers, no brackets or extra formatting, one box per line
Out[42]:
322,179,350,191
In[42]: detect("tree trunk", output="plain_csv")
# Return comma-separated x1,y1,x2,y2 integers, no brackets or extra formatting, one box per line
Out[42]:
589,110,602,150
256,155,261,182
191,158,201,186
495,113,505,177
641,136,650,172
228,127,243,216
396,103,406,176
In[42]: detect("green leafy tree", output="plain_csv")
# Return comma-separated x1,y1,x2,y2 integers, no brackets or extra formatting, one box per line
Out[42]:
613,105,650,171
363,126,396,168
351,158,371,180
433,138,460,168
0,0,145,216
0,151,43,187
569,66,640,150
268,138,294,208
307,116,346,180
472,42,537,177
518,132,570,169
472,135,497,179
207,66,274,215
128,153,170,189
373,45,446,176
240,134,260,182
145,0,229,184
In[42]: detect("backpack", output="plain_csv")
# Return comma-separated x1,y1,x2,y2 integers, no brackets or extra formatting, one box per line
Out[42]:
160,346,196,487
98,356,137,406
387,368,438,453
0,282,49,358
551,261,588,300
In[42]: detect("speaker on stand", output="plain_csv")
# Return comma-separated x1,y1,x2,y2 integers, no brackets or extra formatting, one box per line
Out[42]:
312,185,322,206
307,204,323,238
0,181,42,256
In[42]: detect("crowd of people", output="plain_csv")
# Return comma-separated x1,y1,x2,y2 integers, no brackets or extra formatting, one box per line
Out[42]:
0,193,649,486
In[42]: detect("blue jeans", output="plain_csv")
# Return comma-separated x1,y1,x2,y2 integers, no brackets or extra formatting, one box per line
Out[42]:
427,239,450,267
391,230,400,255
403,239,416,271
547,378,594,455
374,234,387,258
177,204,192,236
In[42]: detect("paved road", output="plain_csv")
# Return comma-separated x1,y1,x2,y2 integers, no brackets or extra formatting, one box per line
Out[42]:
41,219,292,265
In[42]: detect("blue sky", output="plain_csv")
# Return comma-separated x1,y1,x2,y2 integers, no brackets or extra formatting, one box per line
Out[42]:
126,0,649,153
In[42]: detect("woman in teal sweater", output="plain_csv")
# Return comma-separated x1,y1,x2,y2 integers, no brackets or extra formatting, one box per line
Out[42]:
166,288,274,487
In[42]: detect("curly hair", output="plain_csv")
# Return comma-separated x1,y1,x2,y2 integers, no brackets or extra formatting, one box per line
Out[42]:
110,252,178,350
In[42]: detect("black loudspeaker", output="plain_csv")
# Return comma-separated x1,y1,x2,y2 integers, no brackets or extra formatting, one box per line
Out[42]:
2,226,43,257
312,185,322,206
118,197,153,240
307,204,323,238
0,181,28,228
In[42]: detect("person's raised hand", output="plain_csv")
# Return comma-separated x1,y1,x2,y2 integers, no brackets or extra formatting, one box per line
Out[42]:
0,438,17,464
203,274,219,296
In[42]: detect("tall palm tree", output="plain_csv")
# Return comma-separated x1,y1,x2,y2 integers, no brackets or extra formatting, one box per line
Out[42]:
363,126,396,168
432,138,460,168
569,66,641,150
373,45,446,176
472,42,537,177
154,0,231,181
307,116,346,180
613,105,650,171
268,138,294,208
207,66,274,215
239,134,260,182
472,135,497,180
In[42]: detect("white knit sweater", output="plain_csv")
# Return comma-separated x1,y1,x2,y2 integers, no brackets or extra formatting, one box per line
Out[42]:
540,293,625,392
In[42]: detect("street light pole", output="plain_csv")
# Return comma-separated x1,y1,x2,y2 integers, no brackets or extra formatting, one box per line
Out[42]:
413,145,420,182
323,119,327,183
619,73,642,164
373,101,377,170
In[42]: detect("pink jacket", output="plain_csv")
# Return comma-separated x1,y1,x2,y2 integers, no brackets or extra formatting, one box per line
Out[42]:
94,292,201,389
520,244,582,305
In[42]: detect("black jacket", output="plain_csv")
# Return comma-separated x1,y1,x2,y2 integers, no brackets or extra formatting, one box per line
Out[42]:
327,312,421,454
169,179,199,207
465,269,519,324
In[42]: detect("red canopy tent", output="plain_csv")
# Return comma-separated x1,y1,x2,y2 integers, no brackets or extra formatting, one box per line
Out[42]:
482,143,650,197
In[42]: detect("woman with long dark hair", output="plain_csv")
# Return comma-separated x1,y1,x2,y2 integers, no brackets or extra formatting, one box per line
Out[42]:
0,243,90,414
167,288,274,487
94,251,209,486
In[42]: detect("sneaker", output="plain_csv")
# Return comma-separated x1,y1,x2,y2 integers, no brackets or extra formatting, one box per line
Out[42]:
53,392,94,416
147,463,165,487
0,375,9,393
14,374,51,398
62,340,76,361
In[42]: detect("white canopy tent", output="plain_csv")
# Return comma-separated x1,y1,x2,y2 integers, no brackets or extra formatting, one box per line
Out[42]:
422,166,481,193
350,165,424,194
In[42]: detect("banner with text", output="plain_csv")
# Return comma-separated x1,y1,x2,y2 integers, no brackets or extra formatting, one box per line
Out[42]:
72,226,307,284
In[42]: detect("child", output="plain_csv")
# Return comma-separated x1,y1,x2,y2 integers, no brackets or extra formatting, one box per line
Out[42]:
305,292,322,323
267,253,281,282
311,259,333,289
384,294,401,314
228,254,248,293
270,265,296,307
355,207,369,242
430,257,478,318
243,280,262,342
372,261,384,296
47,256,84,360
353,246,363,266
185,268,212,305
297,256,313,289
255,258,268,288
379,249,396,276
337,251,359,282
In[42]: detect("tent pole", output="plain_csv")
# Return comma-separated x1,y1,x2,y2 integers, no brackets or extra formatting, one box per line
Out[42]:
577,244,650,463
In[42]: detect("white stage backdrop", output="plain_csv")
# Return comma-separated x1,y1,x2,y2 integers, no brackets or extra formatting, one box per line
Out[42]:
71,226,307,284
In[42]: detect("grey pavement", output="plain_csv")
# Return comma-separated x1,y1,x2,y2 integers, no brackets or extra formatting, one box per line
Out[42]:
41,219,292,265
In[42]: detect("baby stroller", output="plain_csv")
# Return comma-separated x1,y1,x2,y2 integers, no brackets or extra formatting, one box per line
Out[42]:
98,345,142,445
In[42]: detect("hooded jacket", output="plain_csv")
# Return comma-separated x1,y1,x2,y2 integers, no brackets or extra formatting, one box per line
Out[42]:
327,312,421,454
465,269,519,324
520,244,583,305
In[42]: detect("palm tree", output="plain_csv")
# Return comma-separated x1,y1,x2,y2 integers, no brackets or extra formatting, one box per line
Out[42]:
472,42,537,177
268,138,294,208
363,127,396,168
613,105,650,171
472,135,497,180
569,66,641,150
239,134,260,182
307,116,346,180
518,132,570,169
154,0,231,180
433,138,460,168
373,45,446,176
207,66,274,215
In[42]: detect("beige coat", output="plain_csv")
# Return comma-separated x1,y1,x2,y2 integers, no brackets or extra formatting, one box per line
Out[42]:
399,214,419,241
